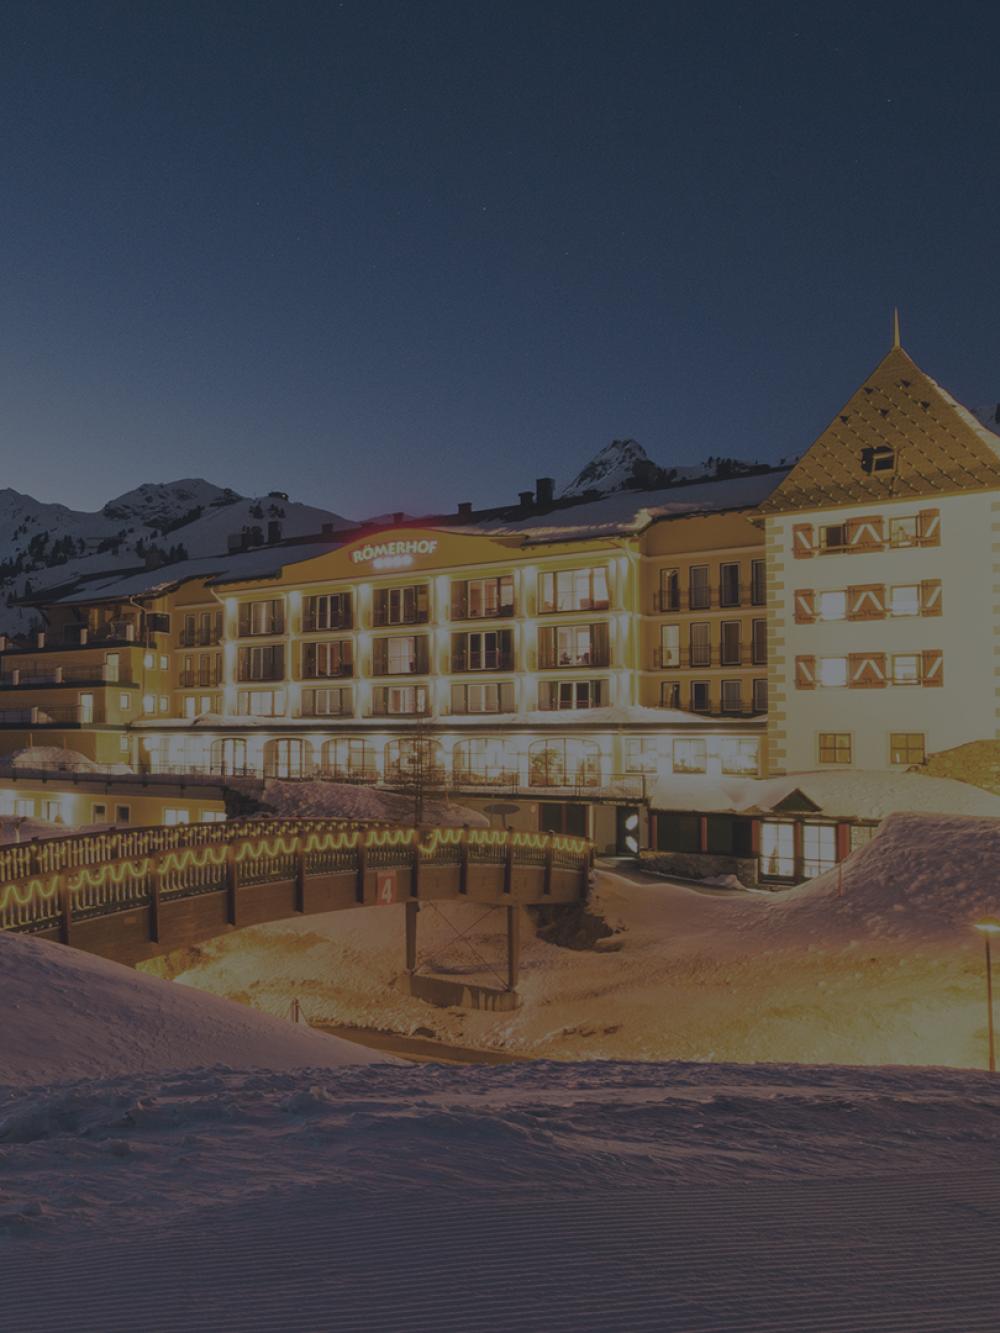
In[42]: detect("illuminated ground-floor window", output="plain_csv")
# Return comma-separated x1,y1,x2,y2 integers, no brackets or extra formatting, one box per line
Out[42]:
452,738,514,785
528,738,601,788
760,821,795,878
385,737,444,783
321,737,375,781
211,737,248,775
264,738,306,779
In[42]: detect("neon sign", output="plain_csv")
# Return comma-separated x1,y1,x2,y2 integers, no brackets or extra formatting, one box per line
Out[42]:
351,538,439,570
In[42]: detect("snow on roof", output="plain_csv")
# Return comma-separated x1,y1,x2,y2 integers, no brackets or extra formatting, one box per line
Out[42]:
462,470,790,540
44,539,343,605
650,769,1000,819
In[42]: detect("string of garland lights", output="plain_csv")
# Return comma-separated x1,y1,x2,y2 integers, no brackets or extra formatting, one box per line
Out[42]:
0,822,591,930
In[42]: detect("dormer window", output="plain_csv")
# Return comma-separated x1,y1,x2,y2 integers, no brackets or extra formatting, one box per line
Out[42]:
860,444,895,475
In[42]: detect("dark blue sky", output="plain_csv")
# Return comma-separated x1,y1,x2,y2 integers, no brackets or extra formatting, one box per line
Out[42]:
2,1,1000,518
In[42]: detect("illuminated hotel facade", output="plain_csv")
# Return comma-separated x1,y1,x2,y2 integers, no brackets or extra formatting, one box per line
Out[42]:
2,333,999,872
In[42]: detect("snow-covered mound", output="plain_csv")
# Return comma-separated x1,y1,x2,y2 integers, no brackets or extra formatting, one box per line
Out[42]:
251,779,489,826
0,930,386,1086
0,745,131,775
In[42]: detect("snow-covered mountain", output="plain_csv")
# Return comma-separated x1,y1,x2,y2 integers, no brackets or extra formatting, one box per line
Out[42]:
971,404,1000,438
561,438,749,498
0,479,355,639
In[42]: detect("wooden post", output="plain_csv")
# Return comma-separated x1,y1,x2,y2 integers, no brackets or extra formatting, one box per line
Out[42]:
698,814,709,854
405,899,418,974
149,860,161,944
59,874,73,946
543,832,554,896
226,844,238,927
411,830,421,900
459,824,469,895
506,905,520,991
294,839,306,914
356,836,368,905
503,828,514,896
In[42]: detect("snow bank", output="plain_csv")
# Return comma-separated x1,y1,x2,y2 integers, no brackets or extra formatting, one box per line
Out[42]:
0,930,387,1086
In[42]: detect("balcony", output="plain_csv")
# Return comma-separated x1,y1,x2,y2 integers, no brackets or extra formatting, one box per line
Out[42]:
0,703,105,726
301,664,354,680
537,651,610,670
0,664,132,687
179,629,222,647
654,648,767,669
652,589,767,613
450,651,515,673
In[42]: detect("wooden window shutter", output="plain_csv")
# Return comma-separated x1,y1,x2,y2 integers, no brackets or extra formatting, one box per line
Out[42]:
792,524,815,559
237,604,250,636
849,652,887,688
794,655,816,689
845,515,885,553
921,650,944,687
451,583,467,620
917,509,941,547
793,589,816,623
373,639,387,674
919,579,943,616
847,584,886,621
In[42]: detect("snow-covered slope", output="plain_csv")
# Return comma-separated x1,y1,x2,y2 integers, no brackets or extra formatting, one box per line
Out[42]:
971,403,1000,437
0,929,385,1084
0,479,355,638
561,438,704,496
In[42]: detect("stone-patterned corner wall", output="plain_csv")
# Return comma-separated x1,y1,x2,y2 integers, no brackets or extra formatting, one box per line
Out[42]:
764,516,787,775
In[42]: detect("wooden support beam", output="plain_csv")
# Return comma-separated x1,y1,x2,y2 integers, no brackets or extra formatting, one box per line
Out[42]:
506,905,520,991
411,831,421,899
59,874,72,946
149,862,161,944
459,826,469,895
356,839,368,905
405,899,418,974
294,841,306,914
543,833,554,896
503,833,514,896
226,845,238,927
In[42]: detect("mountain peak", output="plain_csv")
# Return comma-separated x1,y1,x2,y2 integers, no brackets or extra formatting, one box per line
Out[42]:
560,439,705,498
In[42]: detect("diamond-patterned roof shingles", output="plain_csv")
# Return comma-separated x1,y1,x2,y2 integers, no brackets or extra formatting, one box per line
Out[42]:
759,345,1000,514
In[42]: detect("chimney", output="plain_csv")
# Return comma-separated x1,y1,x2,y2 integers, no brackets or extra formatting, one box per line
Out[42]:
535,477,555,506
456,501,472,519
267,519,283,544
518,490,534,508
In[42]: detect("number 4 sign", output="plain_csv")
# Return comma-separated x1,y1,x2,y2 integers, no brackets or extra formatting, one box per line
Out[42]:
375,869,397,905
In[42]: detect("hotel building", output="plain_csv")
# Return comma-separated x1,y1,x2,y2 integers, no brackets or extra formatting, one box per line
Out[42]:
2,330,999,875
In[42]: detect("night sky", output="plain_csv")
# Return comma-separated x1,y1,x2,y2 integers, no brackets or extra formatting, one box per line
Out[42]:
2,1,1000,519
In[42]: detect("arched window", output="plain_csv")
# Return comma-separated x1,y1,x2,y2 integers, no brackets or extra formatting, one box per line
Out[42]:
452,738,512,786
321,737,375,782
211,737,248,776
263,738,306,779
385,737,444,784
528,739,601,788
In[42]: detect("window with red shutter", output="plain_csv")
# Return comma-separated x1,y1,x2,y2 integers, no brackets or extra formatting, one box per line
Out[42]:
793,589,816,623
919,580,943,616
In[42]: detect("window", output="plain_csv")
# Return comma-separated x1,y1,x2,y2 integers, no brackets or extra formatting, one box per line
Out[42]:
860,444,895,474
201,811,226,823
91,800,108,823
720,679,742,713
660,681,680,709
889,585,920,616
721,739,760,776
451,576,514,619
303,592,352,631
13,798,34,817
453,738,512,784
660,624,680,668
385,738,444,783
720,563,740,607
236,689,286,716
237,644,284,681
760,822,795,879
751,618,767,665
373,636,428,675
689,565,710,610
819,657,848,688
892,654,921,685
119,735,129,753
888,515,918,548
302,686,352,716
322,738,374,781
720,621,741,666
890,732,926,765
538,567,610,613
451,629,514,671
673,738,707,774
119,692,131,711
820,524,846,551
751,559,766,606
302,640,353,678
690,681,710,712
451,681,515,714
818,733,852,764
41,798,63,823
115,805,131,824
538,679,607,710
818,590,847,621
163,808,191,826
373,584,429,626
372,685,428,715
802,823,837,877
159,655,169,670
264,738,306,779
538,623,609,668
211,738,248,775
159,696,168,713
624,738,660,774
752,678,768,713
238,599,284,636
659,568,680,611
690,623,711,668
105,653,120,682
528,739,601,787
79,692,94,724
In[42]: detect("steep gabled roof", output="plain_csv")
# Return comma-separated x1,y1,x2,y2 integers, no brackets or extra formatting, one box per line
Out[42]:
759,344,1000,514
